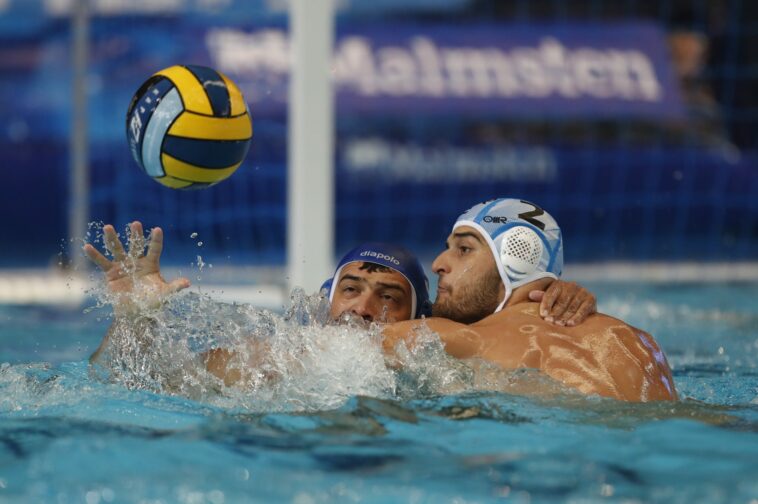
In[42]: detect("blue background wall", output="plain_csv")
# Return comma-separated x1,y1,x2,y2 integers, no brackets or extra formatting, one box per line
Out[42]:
0,0,755,268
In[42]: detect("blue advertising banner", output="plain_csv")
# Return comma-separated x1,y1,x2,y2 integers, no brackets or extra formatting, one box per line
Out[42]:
0,19,684,148
207,22,685,119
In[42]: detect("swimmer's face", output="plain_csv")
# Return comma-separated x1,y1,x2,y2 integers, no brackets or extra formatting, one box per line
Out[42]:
431,226,504,324
329,262,414,324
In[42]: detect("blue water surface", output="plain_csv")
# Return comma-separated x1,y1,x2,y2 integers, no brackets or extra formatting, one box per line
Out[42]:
1,282,757,503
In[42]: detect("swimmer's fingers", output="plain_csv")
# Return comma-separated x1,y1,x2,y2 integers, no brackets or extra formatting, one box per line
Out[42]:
555,288,587,326
528,290,545,302
127,221,146,259
83,243,112,272
103,224,127,262
167,277,191,294
546,281,580,323
566,298,597,327
539,281,563,321
145,227,165,264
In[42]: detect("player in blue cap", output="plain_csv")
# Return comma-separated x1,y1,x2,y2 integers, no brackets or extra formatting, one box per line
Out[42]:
321,242,431,324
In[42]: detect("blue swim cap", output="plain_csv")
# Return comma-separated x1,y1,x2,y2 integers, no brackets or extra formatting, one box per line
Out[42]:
322,242,431,319
454,198,563,312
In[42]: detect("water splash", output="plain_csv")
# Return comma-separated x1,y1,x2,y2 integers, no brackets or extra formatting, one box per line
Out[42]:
73,225,597,413
84,286,579,413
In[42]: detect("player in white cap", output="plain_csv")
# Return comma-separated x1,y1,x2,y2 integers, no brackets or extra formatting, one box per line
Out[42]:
383,198,678,402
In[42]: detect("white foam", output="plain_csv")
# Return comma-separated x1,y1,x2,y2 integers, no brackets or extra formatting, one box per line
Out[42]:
85,288,571,412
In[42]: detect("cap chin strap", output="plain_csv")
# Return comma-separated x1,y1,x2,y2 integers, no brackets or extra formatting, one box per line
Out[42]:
452,221,557,314
329,261,418,319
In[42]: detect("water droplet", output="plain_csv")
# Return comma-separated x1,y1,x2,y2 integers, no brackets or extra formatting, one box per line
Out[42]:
190,232,198,239
197,241,203,247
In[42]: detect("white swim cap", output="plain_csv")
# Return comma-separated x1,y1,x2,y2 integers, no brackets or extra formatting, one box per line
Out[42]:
453,198,563,312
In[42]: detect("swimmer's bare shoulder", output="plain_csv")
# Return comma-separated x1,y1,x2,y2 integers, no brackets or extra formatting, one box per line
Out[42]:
383,304,677,402
476,303,678,402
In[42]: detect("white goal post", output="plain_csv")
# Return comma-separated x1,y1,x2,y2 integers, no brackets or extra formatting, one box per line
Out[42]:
287,0,336,294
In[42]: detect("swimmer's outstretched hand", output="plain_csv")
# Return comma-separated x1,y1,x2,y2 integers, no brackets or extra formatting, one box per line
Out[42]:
83,221,191,317
529,280,597,327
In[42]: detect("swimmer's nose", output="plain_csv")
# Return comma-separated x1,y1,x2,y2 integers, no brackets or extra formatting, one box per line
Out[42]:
349,297,375,322
432,250,450,276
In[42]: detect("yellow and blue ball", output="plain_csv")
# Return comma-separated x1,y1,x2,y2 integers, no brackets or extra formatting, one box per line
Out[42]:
126,64,252,189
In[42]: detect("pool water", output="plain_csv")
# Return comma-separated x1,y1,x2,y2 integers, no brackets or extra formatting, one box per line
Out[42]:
1,282,757,503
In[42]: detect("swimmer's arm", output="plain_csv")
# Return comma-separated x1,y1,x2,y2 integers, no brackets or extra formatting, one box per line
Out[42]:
89,324,114,364
203,348,242,386
203,348,258,387
382,318,483,359
202,339,277,387
89,315,158,365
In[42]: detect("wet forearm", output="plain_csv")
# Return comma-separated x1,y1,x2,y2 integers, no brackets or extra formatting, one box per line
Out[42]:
89,322,115,364
88,314,158,365
382,318,479,359
202,340,276,388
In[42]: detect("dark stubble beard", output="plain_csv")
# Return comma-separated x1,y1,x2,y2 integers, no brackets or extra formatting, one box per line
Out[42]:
431,267,503,324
